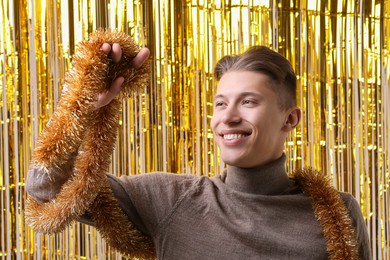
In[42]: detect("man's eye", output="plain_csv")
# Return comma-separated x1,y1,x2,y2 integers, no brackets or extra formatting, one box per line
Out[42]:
215,101,225,107
242,99,254,104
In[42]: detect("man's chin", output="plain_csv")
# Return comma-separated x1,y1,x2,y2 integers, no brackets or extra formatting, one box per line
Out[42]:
221,155,248,168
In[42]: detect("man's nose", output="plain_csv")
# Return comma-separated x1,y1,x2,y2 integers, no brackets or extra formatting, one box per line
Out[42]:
221,106,241,124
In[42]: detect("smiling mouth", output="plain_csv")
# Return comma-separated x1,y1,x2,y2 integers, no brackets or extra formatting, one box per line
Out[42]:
222,133,250,140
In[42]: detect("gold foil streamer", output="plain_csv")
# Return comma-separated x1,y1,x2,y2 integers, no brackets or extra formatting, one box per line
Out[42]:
0,0,389,259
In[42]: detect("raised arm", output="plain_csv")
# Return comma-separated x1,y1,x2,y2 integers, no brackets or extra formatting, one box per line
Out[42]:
26,42,150,203
25,30,155,259
25,29,150,230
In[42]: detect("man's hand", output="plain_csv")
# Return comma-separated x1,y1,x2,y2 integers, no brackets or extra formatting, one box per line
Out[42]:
95,43,150,109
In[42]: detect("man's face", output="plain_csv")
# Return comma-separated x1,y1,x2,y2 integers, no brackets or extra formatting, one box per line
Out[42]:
211,71,291,168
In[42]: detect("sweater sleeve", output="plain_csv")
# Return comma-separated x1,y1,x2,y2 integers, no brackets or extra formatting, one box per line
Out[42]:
25,152,77,204
340,193,372,260
26,164,200,237
106,173,200,236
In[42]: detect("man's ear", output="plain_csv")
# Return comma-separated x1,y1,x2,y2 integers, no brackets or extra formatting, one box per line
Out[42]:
282,107,301,132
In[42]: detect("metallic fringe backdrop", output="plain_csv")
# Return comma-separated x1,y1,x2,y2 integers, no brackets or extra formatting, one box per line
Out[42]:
0,0,389,259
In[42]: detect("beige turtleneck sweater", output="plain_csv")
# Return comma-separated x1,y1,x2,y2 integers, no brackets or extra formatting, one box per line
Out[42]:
26,155,371,259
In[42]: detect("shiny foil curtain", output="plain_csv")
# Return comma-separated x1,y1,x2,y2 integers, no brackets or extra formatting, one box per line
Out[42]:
0,0,389,259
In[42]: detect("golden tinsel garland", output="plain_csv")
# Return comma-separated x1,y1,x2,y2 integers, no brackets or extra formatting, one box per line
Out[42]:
25,30,155,259
292,168,359,260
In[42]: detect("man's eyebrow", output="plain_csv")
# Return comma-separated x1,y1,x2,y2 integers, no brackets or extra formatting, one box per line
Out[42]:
214,94,224,100
213,92,263,100
238,92,263,98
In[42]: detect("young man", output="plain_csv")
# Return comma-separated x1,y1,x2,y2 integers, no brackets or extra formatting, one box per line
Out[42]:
26,43,371,259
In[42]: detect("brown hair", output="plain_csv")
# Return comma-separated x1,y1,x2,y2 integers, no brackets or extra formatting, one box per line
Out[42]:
214,46,297,110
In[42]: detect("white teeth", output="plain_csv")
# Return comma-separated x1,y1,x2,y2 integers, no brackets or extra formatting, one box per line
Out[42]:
223,134,246,140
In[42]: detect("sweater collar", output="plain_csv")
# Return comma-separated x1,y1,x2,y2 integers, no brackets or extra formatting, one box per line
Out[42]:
222,154,293,195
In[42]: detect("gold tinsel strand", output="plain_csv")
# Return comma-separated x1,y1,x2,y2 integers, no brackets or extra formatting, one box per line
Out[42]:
0,0,389,259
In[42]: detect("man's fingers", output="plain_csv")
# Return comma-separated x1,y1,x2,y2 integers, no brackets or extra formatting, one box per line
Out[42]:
109,76,124,96
95,45,149,108
101,43,111,54
111,43,122,63
101,43,149,67
95,77,124,108
101,43,121,63
131,48,150,69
